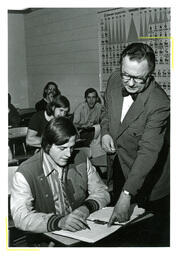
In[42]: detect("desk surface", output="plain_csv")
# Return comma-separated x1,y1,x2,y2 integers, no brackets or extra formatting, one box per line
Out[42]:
45,232,80,246
44,213,154,247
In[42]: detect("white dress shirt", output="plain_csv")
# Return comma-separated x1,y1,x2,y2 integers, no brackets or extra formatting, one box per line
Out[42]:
121,95,134,122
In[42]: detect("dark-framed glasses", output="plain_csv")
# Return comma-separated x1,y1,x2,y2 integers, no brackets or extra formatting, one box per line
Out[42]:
121,72,150,84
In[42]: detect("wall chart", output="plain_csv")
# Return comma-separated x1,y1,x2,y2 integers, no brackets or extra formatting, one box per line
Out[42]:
98,7,170,96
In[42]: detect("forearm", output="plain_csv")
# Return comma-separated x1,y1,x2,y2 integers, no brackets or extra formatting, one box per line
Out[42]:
100,112,110,137
11,205,54,233
11,173,61,233
26,135,42,148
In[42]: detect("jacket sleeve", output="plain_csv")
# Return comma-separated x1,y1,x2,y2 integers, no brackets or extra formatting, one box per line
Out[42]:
85,158,110,208
100,84,111,137
123,102,170,196
10,172,60,233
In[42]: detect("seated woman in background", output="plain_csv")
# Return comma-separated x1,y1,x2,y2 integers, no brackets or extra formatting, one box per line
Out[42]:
8,93,21,128
73,88,105,158
26,95,70,149
35,81,61,112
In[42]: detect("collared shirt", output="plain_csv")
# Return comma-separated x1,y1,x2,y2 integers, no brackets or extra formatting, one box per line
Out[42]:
121,95,133,122
11,152,110,233
73,102,104,128
43,153,72,215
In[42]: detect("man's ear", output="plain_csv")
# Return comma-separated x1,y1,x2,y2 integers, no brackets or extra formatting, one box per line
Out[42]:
45,144,52,154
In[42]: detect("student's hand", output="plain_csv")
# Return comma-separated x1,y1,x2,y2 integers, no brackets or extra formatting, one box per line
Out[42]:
108,191,131,226
73,205,90,219
48,92,54,102
58,209,89,232
102,134,116,153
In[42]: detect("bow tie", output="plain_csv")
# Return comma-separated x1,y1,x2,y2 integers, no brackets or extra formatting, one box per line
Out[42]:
122,88,138,101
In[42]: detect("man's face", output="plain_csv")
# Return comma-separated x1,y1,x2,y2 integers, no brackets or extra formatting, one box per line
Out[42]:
86,92,97,109
47,84,57,96
54,107,69,118
49,135,76,167
121,55,150,94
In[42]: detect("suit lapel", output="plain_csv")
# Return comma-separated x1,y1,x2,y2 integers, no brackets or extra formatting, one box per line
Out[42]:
117,78,156,138
110,80,124,139
117,97,144,137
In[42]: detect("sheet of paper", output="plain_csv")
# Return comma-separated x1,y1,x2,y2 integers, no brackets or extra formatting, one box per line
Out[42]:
52,205,145,243
88,205,145,225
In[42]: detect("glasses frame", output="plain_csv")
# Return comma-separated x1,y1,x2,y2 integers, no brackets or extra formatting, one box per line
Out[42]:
121,72,151,84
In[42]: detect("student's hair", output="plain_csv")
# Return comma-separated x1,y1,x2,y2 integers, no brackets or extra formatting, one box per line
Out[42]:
120,43,156,74
42,116,77,153
84,88,101,103
43,81,61,98
46,95,70,116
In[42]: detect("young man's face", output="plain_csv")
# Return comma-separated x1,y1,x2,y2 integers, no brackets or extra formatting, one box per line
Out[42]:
49,135,76,167
121,55,151,94
53,107,69,117
86,92,97,109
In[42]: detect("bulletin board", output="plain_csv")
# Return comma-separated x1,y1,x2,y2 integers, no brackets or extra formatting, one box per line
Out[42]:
97,8,170,96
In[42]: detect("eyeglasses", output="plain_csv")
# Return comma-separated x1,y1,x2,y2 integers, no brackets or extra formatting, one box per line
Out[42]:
121,73,150,84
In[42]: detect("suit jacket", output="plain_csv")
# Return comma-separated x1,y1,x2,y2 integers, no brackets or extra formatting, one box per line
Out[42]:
101,71,170,202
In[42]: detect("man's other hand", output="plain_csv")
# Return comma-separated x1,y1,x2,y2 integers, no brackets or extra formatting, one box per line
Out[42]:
102,134,116,153
108,191,131,226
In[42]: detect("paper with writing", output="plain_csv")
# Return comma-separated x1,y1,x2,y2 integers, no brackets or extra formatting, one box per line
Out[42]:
52,205,145,243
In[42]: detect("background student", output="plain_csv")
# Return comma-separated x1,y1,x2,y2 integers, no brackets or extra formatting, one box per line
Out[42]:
26,95,70,149
35,81,61,112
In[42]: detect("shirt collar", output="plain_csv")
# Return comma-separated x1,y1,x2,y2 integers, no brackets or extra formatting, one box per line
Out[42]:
43,152,63,178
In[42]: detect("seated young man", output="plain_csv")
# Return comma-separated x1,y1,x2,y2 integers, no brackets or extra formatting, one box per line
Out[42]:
73,88,105,158
11,116,110,233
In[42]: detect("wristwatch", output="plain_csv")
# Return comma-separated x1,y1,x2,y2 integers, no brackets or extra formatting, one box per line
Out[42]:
123,190,130,196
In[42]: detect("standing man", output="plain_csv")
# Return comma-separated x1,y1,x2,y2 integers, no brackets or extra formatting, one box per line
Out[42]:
101,43,170,236
11,117,110,234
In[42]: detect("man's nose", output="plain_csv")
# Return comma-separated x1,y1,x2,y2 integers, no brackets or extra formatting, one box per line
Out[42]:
65,148,71,157
128,78,135,87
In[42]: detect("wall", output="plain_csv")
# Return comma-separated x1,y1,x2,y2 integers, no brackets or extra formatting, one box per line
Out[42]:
24,8,106,112
8,13,29,108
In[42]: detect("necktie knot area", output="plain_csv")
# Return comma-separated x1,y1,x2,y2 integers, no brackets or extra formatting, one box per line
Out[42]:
121,88,138,101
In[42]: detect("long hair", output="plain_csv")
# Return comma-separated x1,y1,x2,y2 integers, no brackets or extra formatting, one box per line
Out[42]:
43,81,61,98
46,95,70,116
41,116,77,153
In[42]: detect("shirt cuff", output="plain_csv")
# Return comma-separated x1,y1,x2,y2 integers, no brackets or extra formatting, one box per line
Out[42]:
82,199,99,214
47,215,62,232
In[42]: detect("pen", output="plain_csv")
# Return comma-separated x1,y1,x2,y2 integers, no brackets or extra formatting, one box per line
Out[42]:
81,220,91,230
87,219,124,226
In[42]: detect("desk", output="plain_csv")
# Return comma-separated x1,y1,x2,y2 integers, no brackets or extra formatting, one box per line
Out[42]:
44,213,163,247
8,127,28,157
45,232,80,246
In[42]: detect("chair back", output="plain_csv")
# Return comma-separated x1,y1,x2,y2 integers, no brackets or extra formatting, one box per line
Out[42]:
8,127,28,139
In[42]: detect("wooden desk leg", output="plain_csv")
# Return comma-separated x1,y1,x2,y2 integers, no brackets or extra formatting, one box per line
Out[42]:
22,143,27,156
12,144,16,158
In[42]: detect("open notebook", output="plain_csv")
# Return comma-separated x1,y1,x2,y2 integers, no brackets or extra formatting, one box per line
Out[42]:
52,205,146,243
